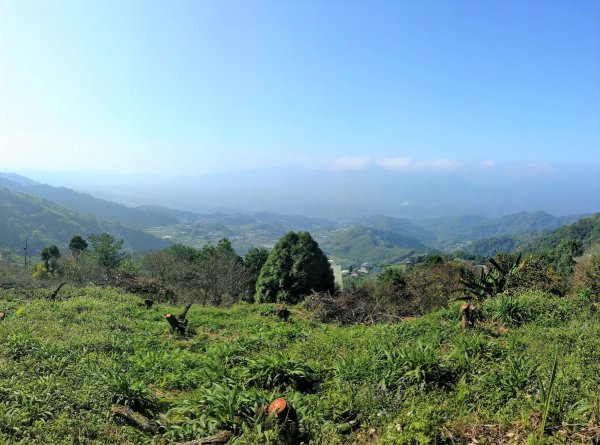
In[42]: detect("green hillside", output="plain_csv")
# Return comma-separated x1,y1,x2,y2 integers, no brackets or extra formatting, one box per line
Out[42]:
0,173,178,229
464,233,529,256
0,188,171,257
521,213,600,253
351,215,435,241
422,211,580,248
0,286,599,443
323,226,426,265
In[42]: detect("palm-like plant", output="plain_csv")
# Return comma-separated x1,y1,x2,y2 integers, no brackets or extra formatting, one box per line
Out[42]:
460,254,522,302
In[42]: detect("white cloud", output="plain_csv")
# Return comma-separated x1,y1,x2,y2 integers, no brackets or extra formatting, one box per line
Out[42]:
331,156,373,171
429,159,460,172
376,157,412,171
376,157,460,172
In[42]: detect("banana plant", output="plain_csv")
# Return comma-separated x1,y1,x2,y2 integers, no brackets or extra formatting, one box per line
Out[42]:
460,254,522,302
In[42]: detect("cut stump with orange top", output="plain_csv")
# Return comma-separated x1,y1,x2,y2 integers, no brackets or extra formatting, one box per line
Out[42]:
165,313,186,334
267,397,300,443
268,398,298,422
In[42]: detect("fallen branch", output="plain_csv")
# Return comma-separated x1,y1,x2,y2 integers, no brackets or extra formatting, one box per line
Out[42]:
174,430,232,444
110,405,158,434
177,302,193,322
48,282,66,300
337,418,359,434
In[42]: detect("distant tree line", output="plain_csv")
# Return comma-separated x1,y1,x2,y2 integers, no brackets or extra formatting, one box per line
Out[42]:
25,230,334,306
2,225,597,323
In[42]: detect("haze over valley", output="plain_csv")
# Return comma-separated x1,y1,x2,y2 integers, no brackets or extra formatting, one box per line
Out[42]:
0,171,592,267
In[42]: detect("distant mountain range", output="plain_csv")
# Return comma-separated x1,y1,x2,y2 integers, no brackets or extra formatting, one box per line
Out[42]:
519,213,600,254
0,187,171,257
0,171,594,266
0,173,178,228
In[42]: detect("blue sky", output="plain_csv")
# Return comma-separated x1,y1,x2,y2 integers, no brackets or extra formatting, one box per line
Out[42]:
1,0,599,177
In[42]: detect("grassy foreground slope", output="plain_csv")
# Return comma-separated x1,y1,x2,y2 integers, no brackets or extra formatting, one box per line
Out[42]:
0,287,599,444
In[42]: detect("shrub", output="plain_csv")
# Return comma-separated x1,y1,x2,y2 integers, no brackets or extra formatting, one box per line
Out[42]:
487,295,532,327
101,367,159,414
508,253,567,296
378,342,452,390
572,254,600,295
160,384,263,441
247,353,317,392
31,263,51,280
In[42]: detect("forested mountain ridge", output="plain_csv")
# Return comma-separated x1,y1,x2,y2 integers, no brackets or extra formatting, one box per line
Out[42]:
0,187,171,257
519,213,600,253
0,173,590,265
422,211,581,244
0,173,178,228
350,215,435,241
322,226,427,265
464,213,600,257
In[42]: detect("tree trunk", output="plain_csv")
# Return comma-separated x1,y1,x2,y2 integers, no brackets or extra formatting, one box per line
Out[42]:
174,430,232,444
165,313,186,334
110,405,158,434
460,303,476,331
166,303,193,335
177,302,193,322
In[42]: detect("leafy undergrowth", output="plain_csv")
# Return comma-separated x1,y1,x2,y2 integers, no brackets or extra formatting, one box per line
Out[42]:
0,287,599,444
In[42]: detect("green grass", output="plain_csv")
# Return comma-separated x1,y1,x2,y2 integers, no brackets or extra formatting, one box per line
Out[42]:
0,286,599,443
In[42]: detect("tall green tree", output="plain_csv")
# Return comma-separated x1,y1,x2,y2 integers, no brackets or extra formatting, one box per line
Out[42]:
255,231,334,304
244,246,270,300
69,235,88,255
88,233,124,272
40,245,61,273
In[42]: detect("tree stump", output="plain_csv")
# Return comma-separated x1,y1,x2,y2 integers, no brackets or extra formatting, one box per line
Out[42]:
0,312,5,321
460,303,476,331
165,313,186,334
277,305,291,322
143,299,154,308
268,398,299,443
166,303,193,335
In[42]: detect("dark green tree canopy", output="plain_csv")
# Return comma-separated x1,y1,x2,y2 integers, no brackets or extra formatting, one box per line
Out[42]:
244,246,270,300
255,231,335,304
40,245,61,272
244,246,270,278
215,238,237,258
69,235,88,255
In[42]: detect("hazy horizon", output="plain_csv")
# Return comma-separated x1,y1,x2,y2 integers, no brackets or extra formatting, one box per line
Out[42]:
2,165,598,221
